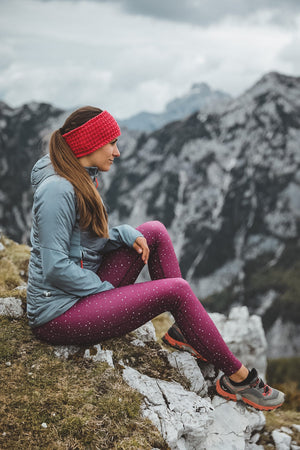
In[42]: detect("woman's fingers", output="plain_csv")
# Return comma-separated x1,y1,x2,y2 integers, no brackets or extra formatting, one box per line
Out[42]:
133,237,149,264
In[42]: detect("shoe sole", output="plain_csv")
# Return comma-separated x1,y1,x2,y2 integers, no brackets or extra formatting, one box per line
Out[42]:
215,379,284,411
162,333,207,362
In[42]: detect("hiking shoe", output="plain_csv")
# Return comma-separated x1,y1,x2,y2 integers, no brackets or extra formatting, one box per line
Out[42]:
216,368,285,411
162,323,207,362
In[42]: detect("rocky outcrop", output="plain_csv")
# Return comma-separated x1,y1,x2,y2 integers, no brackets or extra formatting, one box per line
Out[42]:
123,365,215,450
121,352,266,450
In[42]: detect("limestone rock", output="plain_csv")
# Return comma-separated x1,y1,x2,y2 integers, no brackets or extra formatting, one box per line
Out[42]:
209,306,267,377
84,344,114,368
122,365,214,450
53,345,81,359
0,297,23,318
167,351,208,396
130,338,145,347
272,429,292,450
123,365,266,450
197,362,219,386
205,396,265,450
132,321,157,342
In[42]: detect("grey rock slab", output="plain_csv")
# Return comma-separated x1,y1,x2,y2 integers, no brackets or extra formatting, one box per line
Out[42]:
122,365,214,450
0,297,23,318
132,321,157,342
272,429,292,450
167,351,208,396
204,396,265,450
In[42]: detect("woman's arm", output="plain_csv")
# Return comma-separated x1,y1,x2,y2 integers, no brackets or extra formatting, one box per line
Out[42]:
107,224,144,248
35,177,114,296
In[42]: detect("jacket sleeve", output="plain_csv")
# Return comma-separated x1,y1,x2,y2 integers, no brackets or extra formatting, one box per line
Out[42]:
36,177,114,295
101,225,144,253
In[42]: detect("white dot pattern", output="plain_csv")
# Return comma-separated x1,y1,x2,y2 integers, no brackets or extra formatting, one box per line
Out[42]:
33,221,242,376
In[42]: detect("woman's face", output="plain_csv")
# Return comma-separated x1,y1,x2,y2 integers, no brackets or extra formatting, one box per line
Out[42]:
78,139,120,171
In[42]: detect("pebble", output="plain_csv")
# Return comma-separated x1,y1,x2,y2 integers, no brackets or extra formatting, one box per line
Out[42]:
41,423,47,429
272,430,292,450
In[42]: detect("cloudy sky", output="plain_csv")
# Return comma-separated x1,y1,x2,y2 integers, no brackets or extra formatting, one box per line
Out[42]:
0,0,299,118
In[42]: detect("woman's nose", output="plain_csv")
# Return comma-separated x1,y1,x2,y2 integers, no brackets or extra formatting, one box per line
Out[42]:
113,145,120,157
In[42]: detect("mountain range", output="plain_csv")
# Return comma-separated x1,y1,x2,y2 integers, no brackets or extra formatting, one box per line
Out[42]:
118,82,230,132
0,72,300,357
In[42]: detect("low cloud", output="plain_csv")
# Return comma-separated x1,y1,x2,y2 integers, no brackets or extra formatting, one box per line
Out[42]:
49,0,300,27
0,0,299,116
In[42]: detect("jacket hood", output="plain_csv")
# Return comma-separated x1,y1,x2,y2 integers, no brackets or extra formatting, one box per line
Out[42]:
31,154,56,192
31,154,100,192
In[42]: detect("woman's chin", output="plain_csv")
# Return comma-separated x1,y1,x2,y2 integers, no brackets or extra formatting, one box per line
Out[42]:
97,165,111,172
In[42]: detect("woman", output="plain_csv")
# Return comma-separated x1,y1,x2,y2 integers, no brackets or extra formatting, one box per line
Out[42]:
27,106,284,411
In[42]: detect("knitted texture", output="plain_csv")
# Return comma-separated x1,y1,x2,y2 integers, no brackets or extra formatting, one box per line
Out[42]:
62,110,121,158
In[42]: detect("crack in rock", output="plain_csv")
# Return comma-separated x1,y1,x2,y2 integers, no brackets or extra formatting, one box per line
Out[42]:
123,365,214,450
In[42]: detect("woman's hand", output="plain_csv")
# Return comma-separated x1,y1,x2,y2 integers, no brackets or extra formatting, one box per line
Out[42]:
133,236,149,264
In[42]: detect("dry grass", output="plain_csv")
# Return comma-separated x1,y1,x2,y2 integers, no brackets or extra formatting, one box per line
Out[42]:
0,316,169,449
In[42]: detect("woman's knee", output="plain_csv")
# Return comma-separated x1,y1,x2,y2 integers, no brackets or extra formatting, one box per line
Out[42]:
137,220,169,243
171,277,190,293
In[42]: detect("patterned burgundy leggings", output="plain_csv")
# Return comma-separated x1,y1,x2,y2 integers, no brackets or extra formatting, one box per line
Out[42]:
33,221,242,376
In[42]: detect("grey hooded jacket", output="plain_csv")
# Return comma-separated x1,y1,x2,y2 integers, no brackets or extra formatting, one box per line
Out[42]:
27,154,143,328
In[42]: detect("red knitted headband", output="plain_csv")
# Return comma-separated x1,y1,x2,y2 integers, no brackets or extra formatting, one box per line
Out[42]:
62,110,121,158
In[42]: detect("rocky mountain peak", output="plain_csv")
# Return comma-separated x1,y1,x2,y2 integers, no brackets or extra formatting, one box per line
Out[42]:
232,71,300,113
1,71,300,358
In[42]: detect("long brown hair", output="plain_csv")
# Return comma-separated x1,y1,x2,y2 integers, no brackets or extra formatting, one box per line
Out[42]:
49,106,109,238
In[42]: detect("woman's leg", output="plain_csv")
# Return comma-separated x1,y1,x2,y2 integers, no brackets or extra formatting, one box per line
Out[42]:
33,277,242,376
97,221,181,287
